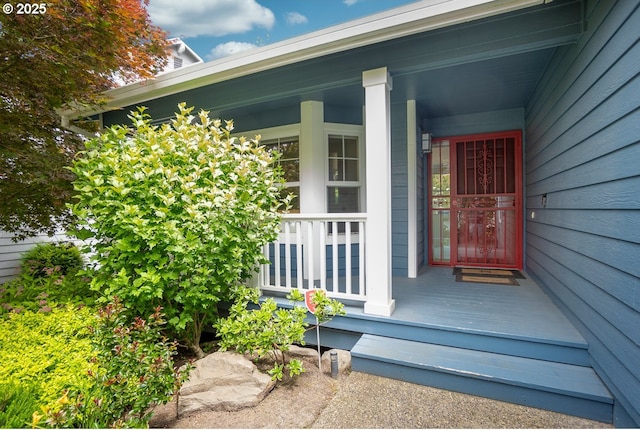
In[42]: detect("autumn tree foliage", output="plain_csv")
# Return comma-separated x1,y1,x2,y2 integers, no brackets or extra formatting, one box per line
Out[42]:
0,0,168,239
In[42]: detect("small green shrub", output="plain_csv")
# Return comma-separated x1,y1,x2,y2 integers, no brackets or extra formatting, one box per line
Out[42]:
0,305,96,408
0,269,96,317
21,242,83,278
0,241,96,317
0,382,42,428
216,286,345,381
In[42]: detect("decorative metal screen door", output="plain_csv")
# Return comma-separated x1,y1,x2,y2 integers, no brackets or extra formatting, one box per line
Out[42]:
429,131,523,269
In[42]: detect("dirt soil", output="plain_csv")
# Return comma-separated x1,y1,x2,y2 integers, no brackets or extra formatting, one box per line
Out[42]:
150,354,343,429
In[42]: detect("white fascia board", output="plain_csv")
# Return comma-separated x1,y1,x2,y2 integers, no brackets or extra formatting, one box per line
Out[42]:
64,0,543,118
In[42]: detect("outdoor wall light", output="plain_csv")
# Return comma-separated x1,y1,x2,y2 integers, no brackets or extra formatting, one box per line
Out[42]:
421,132,432,153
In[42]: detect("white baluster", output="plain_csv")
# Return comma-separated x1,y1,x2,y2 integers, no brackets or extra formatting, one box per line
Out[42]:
345,221,352,295
296,221,303,288
284,221,292,289
359,220,366,296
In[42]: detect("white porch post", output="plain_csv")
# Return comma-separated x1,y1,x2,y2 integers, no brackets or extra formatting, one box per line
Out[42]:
300,101,325,285
407,100,419,278
362,67,395,316
300,100,325,213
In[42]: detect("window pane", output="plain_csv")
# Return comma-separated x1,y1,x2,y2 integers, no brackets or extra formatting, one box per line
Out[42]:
280,139,299,159
431,210,450,263
328,136,343,157
259,136,300,213
281,160,299,182
431,140,450,196
327,187,359,213
329,159,343,181
281,186,300,213
344,137,358,158
345,160,358,181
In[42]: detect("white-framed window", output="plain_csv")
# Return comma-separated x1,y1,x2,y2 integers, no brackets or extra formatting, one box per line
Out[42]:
234,125,301,213
326,125,364,214
259,127,300,213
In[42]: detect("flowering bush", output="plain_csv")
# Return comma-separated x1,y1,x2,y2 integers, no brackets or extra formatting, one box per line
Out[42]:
69,104,289,357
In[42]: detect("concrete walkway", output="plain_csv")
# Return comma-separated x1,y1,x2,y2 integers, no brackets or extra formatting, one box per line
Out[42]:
311,372,612,429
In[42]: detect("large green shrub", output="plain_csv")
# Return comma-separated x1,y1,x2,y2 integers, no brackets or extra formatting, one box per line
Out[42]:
68,104,288,357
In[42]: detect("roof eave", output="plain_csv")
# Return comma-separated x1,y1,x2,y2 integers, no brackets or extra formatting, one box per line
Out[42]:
62,0,545,119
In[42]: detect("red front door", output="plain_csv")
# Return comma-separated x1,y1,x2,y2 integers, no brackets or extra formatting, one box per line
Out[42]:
429,131,523,269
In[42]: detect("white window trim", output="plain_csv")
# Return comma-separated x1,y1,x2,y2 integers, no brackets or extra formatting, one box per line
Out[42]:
234,123,301,145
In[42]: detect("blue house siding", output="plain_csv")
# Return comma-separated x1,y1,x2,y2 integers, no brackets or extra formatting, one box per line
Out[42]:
415,115,425,272
427,108,525,138
391,102,408,276
524,0,640,426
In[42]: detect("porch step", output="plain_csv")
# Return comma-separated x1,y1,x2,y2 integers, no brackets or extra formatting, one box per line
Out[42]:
351,334,613,423
319,309,592,366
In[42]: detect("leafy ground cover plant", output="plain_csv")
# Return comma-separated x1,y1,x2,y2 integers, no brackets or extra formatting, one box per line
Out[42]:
216,286,345,381
35,298,191,428
69,104,288,357
0,305,96,427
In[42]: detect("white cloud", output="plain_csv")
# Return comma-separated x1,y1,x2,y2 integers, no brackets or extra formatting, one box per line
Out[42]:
343,0,359,5
207,41,258,60
285,12,308,25
149,0,275,38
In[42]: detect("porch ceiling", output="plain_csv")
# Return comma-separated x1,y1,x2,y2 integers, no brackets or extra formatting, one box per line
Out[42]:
163,46,556,131
319,47,556,118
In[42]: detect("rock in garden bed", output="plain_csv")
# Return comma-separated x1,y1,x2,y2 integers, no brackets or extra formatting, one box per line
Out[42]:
177,351,276,416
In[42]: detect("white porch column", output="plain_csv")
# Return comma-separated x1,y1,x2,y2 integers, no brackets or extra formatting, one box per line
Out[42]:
407,100,419,278
300,101,325,285
363,67,395,316
300,101,325,213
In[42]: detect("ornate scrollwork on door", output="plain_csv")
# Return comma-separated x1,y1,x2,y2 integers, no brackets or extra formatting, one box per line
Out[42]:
477,142,494,194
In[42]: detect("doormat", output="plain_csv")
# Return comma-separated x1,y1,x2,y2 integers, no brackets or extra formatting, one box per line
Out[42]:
453,267,524,286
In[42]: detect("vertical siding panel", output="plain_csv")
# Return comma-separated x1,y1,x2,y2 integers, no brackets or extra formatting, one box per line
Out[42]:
525,0,640,425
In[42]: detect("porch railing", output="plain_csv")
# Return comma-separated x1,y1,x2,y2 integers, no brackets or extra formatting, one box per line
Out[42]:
259,213,367,302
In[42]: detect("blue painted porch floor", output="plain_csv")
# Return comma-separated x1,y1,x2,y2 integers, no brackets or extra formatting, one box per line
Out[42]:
290,266,613,423
373,266,584,348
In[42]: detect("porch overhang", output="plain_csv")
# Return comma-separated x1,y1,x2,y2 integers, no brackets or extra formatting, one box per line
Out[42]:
61,0,550,121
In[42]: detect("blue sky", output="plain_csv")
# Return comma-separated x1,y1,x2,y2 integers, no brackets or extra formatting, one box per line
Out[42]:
148,0,421,62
